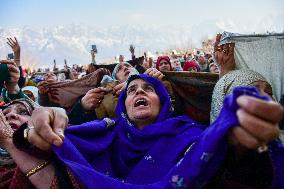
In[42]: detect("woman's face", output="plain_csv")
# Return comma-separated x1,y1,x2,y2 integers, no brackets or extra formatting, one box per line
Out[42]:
125,79,161,129
116,63,136,83
158,60,171,72
2,103,31,130
209,64,219,74
44,72,57,82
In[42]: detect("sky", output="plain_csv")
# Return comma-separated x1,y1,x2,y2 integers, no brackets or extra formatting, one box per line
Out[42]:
0,0,283,69
1,0,284,30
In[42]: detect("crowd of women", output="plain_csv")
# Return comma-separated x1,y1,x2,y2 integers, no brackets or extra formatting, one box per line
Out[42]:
0,34,283,189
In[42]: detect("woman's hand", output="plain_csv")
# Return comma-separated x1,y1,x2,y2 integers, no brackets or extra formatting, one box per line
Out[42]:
81,87,107,111
27,107,68,151
7,37,21,66
213,34,236,77
113,82,126,96
229,95,284,151
0,110,13,148
144,68,164,81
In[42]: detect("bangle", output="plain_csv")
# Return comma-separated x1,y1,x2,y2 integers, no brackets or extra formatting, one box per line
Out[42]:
25,161,50,177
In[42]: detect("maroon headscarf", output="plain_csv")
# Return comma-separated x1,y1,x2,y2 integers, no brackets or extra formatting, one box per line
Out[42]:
183,60,200,72
156,56,173,71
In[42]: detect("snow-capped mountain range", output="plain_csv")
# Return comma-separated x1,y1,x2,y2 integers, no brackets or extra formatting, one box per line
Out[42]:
0,17,283,69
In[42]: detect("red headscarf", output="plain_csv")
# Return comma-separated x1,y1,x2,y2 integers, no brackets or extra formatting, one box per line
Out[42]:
183,60,200,72
156,56,172,71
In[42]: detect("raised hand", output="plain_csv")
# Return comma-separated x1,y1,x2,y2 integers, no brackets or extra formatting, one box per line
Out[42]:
81,87,108,111
144,68,164,81
129,44,135,54
213,34,235,77
7,37,21,66
113,82,126,96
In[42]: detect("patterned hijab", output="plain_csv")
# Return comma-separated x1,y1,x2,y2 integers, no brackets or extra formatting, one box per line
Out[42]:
2,98,38,116
210,69,271,123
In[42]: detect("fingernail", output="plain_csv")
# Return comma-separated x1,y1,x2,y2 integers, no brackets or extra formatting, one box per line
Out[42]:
53,139,63,146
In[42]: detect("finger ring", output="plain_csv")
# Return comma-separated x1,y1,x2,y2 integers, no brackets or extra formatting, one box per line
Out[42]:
98,100,102,103
217,47,222,51
257,145,268,153
222,50,227,53
23,128,31,140
28,125,35,129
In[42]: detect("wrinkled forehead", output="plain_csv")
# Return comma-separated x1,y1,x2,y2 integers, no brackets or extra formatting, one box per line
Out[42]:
127,78,148,88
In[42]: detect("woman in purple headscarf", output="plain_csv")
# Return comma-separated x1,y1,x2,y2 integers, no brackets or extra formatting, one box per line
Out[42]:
1,74,284,189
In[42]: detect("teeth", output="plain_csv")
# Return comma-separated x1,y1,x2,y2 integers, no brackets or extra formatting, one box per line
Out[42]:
135,99,147,107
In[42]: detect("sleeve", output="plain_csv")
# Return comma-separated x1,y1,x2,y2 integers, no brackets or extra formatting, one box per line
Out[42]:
38,92,51,106
204,147,273,189
67,98,98,125
1,88,27,103
18,66,26,88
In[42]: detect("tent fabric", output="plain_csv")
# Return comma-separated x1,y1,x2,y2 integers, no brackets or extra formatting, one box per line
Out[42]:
219,31,284,101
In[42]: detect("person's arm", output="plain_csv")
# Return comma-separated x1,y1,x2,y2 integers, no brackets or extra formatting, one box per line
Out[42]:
3,138,55,189
7,37,20,67
91,50,96,64
68,98,98,125
6,37,26,88
18,66,26,88
208,88,283,188
0,111,54,189
0,60,27,103
129,45,135,60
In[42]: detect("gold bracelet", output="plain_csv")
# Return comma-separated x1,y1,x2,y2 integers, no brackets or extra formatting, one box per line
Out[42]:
25,161,50,177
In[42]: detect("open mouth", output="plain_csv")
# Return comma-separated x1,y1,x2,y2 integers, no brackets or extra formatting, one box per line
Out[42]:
9,122,19,130
134,98,149,107
124,70,130,76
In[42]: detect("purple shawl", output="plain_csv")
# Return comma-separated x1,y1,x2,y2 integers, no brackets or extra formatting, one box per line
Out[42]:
53,74,284,189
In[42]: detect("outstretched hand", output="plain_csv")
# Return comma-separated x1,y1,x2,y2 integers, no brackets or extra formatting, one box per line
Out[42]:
81,87,108,111
27,107,68,151
7,37,21,66
230,95,283,152
0,110,13,147
144,68,164,81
